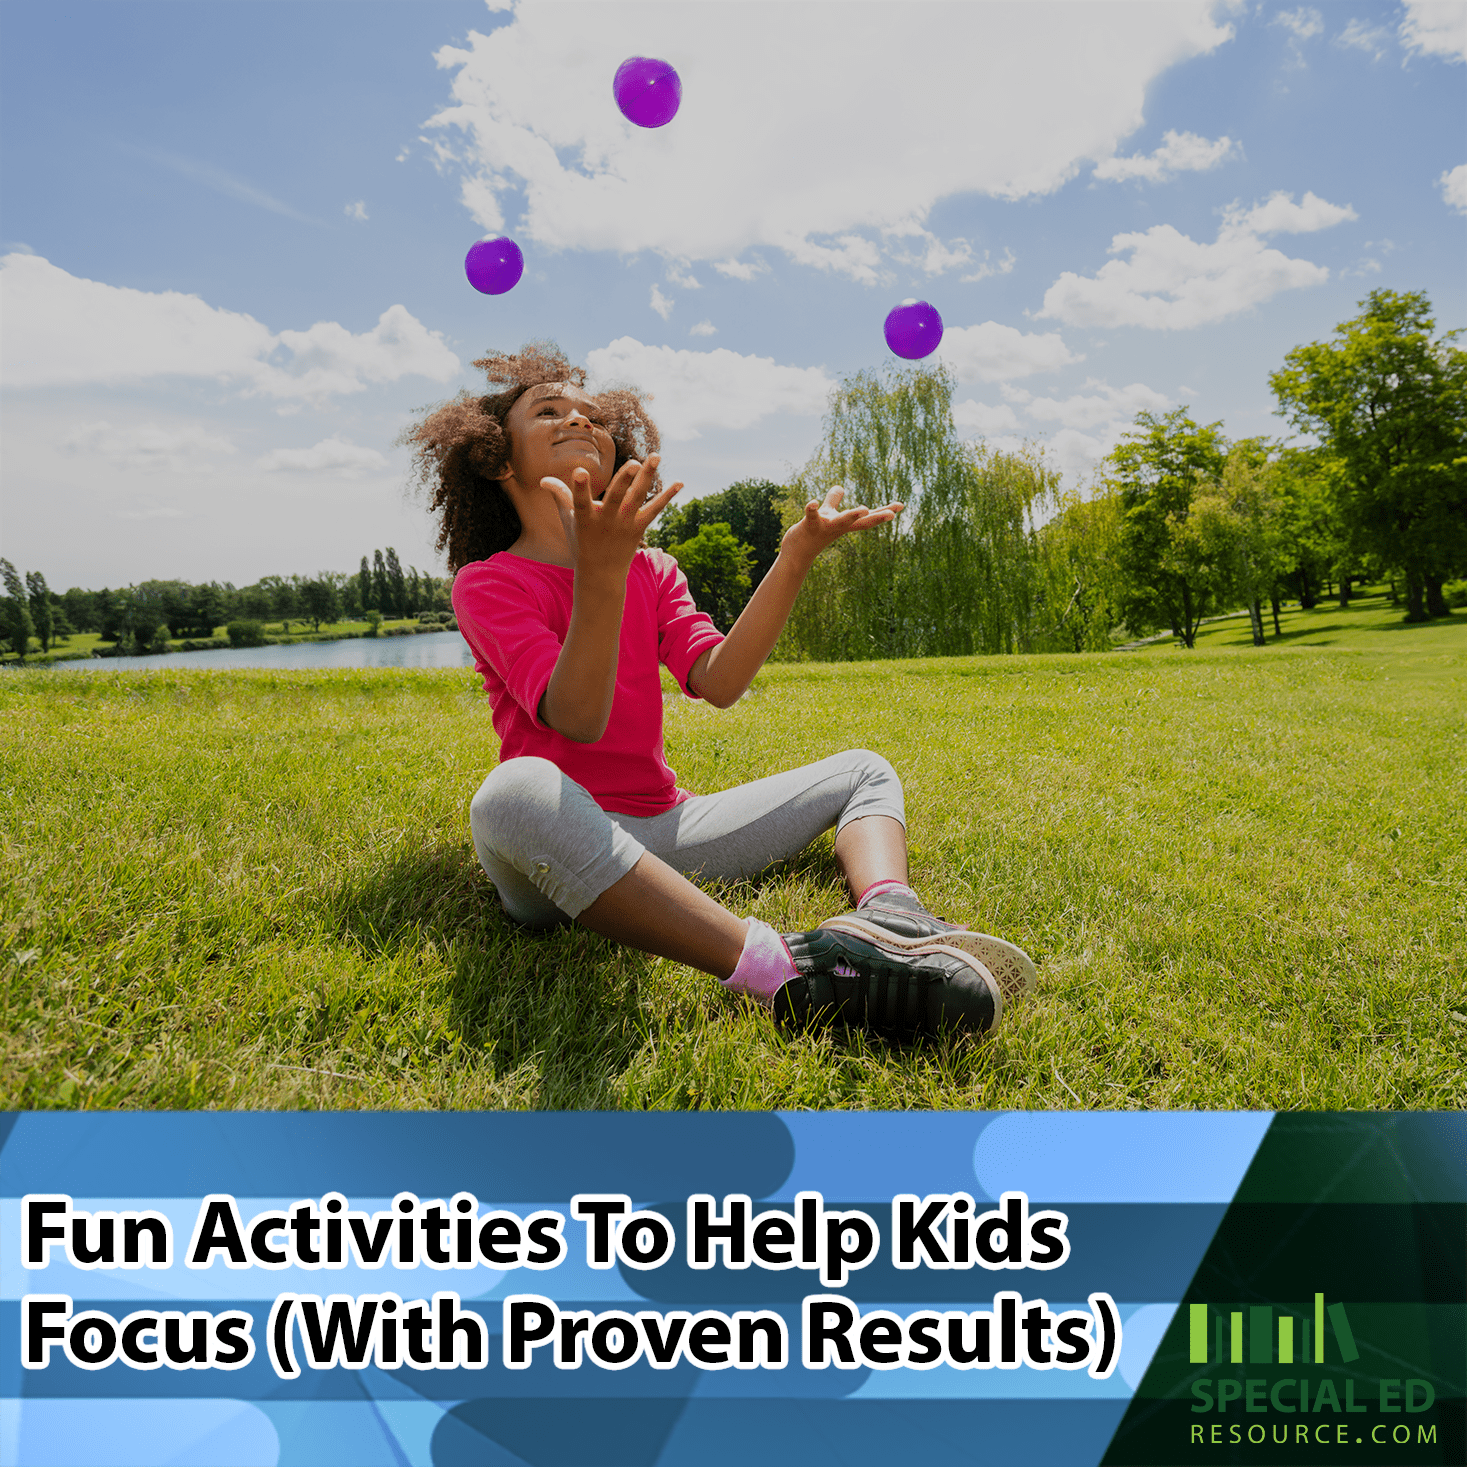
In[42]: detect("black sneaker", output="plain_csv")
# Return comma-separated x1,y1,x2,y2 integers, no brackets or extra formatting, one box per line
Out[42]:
819,890,1036,1008
773,927,1001,1040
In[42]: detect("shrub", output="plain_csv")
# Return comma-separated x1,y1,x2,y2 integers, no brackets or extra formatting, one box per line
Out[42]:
1444,580,1467,609
363,610,382,638
147,625,172,655
227,620,268,648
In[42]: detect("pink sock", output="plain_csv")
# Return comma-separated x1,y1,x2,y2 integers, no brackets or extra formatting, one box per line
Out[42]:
856,879,915,909
720,919,796,1008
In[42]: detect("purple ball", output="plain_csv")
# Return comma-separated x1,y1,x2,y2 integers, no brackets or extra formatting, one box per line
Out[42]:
464,237,524,295
613,56,682,128
884,300,944,360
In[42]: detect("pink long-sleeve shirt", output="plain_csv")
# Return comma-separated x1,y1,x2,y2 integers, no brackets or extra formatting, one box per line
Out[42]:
452,548,725,817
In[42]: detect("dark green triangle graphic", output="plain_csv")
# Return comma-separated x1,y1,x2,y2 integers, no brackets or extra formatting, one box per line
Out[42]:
1101,1114,1466,1466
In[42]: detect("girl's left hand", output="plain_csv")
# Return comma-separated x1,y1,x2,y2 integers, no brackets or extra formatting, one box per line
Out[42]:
782,486,903,563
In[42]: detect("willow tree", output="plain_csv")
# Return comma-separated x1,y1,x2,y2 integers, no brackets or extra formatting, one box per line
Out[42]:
1031,486,1127,652
779,362,1047,660
911,440,1057,655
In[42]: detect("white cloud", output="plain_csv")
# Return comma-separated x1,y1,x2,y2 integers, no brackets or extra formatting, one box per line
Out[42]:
957,378,1176,484
649,283,674,320
689,320,717,337
665,262,701,290
1273,8,1324,41
883,223,975,276
1094,130,1241,183
345,200,369,221
961,248,1017,284
1038,191,1355,330
0,253,460,400
1440,163,1467,214
584,337,834,442
65,420,237,474
936,321,1082,383
1008,379,1173,432
256,437,389,476
1334,19,1392,60
427,2,1233,281
712,258,764,282
1400,1,1467,62
952,400,1021,435
1230,189,1356,233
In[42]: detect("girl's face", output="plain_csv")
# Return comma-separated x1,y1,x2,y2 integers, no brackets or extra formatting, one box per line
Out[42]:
499,384,616,498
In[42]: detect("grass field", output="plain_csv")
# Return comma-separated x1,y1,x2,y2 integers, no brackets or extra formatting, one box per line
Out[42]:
3,590,1463,1112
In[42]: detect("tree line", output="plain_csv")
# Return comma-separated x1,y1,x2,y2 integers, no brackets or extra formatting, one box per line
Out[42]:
653,288,1465,659
6,290,1461,665
0,550,453,661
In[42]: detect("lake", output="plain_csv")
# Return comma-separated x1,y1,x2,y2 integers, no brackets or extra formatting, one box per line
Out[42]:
53,631,476,673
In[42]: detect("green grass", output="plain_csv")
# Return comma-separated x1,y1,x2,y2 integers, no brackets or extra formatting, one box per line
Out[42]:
3,590,1463,1111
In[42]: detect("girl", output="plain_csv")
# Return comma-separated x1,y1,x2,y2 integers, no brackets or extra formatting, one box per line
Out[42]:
403,343,1034,1040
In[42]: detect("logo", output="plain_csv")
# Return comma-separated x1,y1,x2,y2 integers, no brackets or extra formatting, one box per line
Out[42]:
1188,1293,1358,1366
1183,1293,1439,1452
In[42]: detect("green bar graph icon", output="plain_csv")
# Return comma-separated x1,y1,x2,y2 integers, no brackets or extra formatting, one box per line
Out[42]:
1190,1304,1208,1364
1249,1306,1271,1364
1185,1296,1356,1366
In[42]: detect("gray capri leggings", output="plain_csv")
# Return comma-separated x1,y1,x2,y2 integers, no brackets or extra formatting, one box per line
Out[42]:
469,749,904,928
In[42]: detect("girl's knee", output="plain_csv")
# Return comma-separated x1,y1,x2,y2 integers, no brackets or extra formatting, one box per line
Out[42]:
469,756,569,852
839,749,906,827
471,756,561,820
849,748,901,790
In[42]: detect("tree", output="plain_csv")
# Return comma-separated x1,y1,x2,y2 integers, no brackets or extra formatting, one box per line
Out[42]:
341,573,363,619
783,362,964,660
190,582,228,638
1032,486,1127,652
1268,447,1340,610
1270,290,1467,621
238,583,273,620
24,571,54,652
1105,409,1231,647
384,547,407,618
1,559,35,662
61,587,100,633
298,574,342,631
1198,441,1287,647
649,479,785,592
358,555,374,613
915,439,1056,655
255,575,299,625
666,523,753,632
372,550,389,615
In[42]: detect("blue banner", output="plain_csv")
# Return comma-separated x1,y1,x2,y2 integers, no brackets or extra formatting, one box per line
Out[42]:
2,1112,1461,1465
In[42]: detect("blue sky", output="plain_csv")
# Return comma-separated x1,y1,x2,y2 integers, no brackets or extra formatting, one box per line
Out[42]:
2,0,1463,591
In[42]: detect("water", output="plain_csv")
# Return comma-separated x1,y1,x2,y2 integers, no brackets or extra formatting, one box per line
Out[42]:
49,631,476,673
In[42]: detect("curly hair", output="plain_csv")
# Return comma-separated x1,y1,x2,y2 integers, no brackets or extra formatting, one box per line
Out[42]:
399,340,661,572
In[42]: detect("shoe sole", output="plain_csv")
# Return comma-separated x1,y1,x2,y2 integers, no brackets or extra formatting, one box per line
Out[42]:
817,916,1035,1009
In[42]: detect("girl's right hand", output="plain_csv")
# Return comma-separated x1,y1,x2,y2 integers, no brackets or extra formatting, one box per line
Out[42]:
542,455,682,577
